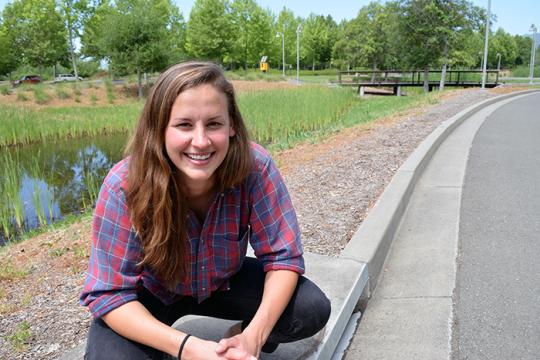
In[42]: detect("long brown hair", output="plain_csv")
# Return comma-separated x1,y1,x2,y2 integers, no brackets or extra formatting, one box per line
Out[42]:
125,61,252,288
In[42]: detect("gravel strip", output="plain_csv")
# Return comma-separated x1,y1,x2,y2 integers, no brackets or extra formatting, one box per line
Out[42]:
280,88,496,256
0,88,498,360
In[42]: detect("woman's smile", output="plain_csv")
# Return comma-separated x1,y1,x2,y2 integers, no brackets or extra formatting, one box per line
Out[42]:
165,83,235,191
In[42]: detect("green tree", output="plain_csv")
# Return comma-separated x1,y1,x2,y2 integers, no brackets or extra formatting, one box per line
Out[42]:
230,0,274,70
276,7,301,69
185,0,232,63
514,34,532,66
80,0,112,61
100,0,184,97
489,28,518,69
331,2,399,72
2,0,68,74
399,0,458,91
331,19,353,70
434,0,483,89
59,0,91,80
448,29,483,68
0,24,18,78
302,14,336,70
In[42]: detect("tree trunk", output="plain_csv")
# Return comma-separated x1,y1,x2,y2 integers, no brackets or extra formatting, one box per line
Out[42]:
439,38,449,91
423,65,430,93
68,25,79,81
371,62,377,82
137,69,143,100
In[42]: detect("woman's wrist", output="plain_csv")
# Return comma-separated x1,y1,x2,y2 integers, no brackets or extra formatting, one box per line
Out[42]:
177,334,191,359
243,322,269,353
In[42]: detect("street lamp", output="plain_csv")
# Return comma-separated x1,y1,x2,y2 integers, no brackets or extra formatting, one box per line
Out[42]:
296,24,302,85
530,24,537,84
496,53,501,72
275,31,285,77
481,0,491,89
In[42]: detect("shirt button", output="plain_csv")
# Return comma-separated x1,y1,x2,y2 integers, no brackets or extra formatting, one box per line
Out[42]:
202,287,206,291
201,266,205,270
220,193,225,197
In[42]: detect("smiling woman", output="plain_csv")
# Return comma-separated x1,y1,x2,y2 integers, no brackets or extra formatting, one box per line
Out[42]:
80,61,331,360
165,84,236,212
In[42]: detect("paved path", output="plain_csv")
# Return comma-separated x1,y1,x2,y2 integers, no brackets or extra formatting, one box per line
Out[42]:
344,92,540,359
452,93,540,359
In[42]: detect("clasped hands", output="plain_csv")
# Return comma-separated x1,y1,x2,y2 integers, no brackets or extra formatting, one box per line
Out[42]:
183,332,260,360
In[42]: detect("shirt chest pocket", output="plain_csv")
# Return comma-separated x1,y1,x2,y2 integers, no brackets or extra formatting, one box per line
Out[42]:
213,225,250,279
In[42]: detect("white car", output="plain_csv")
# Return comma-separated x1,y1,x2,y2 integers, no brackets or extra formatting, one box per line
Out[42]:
54,74,83,82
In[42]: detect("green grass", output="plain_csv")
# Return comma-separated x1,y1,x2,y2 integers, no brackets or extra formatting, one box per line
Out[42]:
0,103,142,146
16,92,29,102
510,65,539,77
1,152,24,231
55,85,71,100
105,80,116,104
32,85,50,105
239,86,356,147
1,85,12,95
1,83,443,150
0,260,31,281
7,321,31,352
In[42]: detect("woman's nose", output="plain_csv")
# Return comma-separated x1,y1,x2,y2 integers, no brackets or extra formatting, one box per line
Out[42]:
192,125,210,147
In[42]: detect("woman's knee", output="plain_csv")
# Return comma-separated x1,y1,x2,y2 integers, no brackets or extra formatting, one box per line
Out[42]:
295,277,331,336
274,277,331,341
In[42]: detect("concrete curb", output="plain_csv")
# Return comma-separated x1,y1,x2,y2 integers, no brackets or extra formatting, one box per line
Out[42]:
339,89,540,306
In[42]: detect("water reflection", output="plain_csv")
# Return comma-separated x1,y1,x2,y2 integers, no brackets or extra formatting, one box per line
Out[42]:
0,133,128,245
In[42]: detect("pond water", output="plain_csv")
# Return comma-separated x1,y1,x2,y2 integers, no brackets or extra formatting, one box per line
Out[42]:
0,133,128,245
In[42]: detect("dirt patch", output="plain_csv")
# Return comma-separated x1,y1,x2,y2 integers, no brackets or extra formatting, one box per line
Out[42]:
0,80,295,109
229,80,296,92
488,84,536,94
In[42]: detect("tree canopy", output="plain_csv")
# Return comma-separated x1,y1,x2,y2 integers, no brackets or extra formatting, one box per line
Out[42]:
0,0,532,80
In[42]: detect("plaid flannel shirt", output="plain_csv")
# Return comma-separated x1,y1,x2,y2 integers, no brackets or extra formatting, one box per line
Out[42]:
80,142,304,318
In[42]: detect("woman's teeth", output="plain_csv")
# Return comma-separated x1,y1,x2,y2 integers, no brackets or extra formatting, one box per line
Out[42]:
186,153,212,160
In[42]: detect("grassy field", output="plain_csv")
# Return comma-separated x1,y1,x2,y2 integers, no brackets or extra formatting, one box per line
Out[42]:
0,83,438,148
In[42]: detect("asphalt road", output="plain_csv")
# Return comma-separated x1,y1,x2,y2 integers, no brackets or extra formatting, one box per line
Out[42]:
452,92,540,360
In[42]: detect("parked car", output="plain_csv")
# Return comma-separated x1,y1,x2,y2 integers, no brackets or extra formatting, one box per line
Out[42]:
54,74,83,82
11,75,42,87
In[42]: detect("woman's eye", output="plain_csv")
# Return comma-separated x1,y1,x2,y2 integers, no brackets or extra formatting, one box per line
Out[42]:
208,121,222,128
176,122,191,128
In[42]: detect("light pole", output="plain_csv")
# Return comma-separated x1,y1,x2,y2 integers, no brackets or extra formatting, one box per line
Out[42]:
481,0,491,89
296,25,302,85
275,31,285,77
530,24,537,84
496,53,501,72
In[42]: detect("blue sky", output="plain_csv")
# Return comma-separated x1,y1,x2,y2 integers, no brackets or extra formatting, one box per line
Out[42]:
0,0,538,36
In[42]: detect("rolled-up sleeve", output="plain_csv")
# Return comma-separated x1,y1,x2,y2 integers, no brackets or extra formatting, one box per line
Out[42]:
80,174,142,318
249,150,305,275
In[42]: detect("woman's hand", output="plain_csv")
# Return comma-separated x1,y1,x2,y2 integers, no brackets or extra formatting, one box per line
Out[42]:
182,336,228,360
214,333,259,360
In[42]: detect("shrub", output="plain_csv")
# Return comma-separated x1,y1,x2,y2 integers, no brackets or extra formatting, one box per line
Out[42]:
0,86,12,95
55,86,71,100
71,83,82,96
32,86,50,105
16,92,29,102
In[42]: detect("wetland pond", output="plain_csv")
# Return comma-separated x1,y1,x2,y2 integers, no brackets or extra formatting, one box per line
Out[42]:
0,133,128,245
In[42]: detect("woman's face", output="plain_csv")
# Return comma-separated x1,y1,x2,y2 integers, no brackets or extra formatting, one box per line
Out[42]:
165,84,235,190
